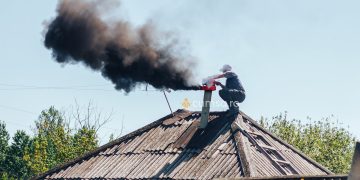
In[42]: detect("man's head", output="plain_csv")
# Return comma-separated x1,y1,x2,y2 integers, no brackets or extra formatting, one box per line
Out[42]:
220,64,232,73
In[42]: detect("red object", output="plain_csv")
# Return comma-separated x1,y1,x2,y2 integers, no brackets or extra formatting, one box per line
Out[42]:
200,84,216,91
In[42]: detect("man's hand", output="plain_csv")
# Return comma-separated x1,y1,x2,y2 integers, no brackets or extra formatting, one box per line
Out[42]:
214,81,225,88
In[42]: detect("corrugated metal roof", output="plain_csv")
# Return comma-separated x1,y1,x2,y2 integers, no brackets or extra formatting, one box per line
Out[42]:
37,109,332,180
217,174,348,180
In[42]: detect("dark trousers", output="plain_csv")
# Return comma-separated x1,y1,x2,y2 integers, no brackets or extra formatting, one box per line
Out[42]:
219,88,245,110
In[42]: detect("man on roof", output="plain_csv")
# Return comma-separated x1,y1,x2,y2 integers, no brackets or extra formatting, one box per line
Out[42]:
213,64,246,113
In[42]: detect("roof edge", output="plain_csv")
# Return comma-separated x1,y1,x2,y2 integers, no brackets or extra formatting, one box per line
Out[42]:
217,174,347,180
32,109,188,180
239,111,333,175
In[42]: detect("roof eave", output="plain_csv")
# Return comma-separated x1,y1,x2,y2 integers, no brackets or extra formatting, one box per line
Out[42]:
31,109,188,180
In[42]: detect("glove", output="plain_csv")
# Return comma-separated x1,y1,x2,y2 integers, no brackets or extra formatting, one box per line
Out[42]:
214,81,223,86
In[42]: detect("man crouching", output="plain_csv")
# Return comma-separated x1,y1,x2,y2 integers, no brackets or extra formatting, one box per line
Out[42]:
213,64,246,113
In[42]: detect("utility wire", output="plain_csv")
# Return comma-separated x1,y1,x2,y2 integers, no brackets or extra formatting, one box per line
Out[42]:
0,83,113,91
0,83,163,91
0,88,115,91
0,118,31,129
0,103,123,132
0,83,109,88
0,104,37,115
0,83,161,92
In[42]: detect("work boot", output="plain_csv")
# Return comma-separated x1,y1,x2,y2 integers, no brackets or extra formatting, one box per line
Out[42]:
230,106,239,113
226,104,239,117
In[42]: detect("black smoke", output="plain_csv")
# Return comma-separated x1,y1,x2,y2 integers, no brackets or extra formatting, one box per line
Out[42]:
44,0,199,93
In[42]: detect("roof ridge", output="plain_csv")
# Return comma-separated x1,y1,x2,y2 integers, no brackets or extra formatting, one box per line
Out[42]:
238,111,333,175
32,109,189,180
230,115,253,177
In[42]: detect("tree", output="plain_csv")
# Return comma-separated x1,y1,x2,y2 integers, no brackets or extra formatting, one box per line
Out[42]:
24,106,74,175
0,103,111,179
69,100,111,133
72,127,98,156
23,104,109,176
0,121,10,178
259,112,356,174
4,130,31,179
24,135,48,176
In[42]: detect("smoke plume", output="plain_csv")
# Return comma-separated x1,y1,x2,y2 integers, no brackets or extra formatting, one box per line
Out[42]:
44,0,199,93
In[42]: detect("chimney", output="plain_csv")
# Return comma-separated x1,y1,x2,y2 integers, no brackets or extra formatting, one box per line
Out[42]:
349,141,360,180
199,84,216,129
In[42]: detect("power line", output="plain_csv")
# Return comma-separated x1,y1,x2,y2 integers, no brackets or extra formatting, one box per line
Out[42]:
0,103,123,131
0,118,31,129
0,104,37,115
0,88,115,91
0,83,114,91
0,83,162,92
0,83,109,88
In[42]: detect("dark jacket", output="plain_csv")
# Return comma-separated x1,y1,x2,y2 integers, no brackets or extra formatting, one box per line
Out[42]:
224,71,245,92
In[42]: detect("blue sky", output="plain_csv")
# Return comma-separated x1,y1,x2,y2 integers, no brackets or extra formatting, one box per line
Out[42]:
1,0,359,143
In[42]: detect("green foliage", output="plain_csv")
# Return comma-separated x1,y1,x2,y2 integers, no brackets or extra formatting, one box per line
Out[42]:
0,105,104,179
0,121,10,178
259,112,356,174
23,106,99,176
73,127,98,156
26,136,49,175
4,130,31,179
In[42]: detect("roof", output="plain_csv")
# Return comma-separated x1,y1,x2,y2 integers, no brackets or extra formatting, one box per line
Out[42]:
36,109,333,180
221,174,347,180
